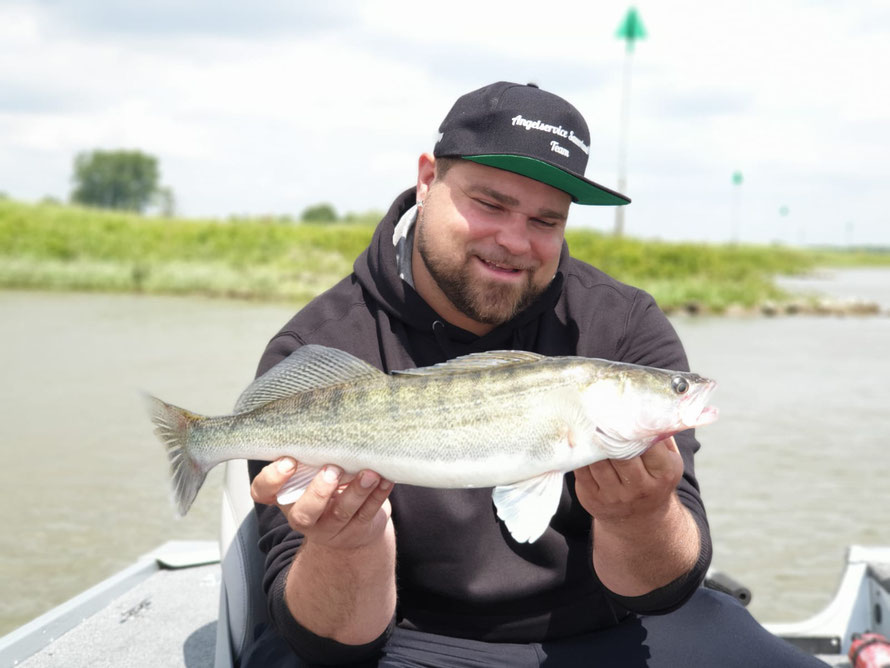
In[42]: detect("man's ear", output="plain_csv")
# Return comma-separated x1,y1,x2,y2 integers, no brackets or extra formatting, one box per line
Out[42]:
416,153,436,204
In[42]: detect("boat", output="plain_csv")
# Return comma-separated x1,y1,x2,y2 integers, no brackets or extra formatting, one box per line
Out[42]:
1,460,888,667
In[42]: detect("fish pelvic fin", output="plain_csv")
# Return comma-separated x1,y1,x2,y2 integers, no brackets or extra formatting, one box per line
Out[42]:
144,393,207,516
276,465,322,505
492,471,565,543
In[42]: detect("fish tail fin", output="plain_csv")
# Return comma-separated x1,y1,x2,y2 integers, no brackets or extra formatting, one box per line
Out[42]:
144,393,207,516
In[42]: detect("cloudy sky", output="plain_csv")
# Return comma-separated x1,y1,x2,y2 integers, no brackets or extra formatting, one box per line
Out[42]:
1,0,888,245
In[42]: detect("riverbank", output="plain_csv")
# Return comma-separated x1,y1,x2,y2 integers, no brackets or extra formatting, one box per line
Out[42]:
2,198,888,313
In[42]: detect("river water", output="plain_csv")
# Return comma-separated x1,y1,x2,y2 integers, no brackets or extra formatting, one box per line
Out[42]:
1,268,888,635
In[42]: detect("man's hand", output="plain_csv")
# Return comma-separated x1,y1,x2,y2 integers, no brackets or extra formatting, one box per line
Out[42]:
573,436,700,597
251,458,394,551
574,436,684,524
251,458,398,644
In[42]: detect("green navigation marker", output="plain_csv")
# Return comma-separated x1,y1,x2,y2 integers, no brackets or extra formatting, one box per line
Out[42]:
616,7,647,50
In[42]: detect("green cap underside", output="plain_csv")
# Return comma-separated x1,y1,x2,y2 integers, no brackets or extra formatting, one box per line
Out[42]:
462,155,630,206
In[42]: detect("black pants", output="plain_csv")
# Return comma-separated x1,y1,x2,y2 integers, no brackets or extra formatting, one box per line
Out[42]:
242,588,825,667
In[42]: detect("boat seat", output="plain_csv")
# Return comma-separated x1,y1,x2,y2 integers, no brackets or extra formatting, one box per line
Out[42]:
214,460,268,668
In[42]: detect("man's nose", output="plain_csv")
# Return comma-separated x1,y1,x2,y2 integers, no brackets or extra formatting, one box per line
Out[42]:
494,214,532,256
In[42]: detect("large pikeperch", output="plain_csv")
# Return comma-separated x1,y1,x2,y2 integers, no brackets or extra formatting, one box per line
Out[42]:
146,345,717,543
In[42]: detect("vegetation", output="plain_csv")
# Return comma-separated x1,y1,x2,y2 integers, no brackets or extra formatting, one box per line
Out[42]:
1,198,887,312
70,150,171,214
563,231,816,310
0,199,369,305
300,203,338,223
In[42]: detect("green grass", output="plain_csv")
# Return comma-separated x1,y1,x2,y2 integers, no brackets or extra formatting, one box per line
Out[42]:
563,232,818,310
1,198,887,312
0,199,369,303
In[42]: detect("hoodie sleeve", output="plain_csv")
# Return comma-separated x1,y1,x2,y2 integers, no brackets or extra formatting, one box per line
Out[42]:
602,289,713,615
247,332,392,665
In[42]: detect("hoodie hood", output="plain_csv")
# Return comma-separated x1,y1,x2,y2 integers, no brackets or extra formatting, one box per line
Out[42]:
353,187,568,358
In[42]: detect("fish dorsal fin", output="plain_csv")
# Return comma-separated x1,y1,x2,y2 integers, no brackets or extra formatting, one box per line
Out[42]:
233,345,383,413
392,350,545,377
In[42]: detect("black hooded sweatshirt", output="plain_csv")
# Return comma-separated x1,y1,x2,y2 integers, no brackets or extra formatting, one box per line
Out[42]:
248,188,712,665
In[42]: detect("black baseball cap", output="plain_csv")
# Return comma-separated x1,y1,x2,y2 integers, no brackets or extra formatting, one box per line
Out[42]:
434,81,629,206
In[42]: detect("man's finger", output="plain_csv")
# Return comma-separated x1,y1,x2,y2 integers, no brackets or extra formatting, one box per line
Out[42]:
309,472,395,548
640,438,682,479
284,465,343,530
607,457,646,487
326,470,383,526
572,465,600,502
586,459,625,489
351,475,395,525
250,457,299,505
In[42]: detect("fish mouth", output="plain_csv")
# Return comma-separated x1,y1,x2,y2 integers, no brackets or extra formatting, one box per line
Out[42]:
681,380,719,427
695,404,719,426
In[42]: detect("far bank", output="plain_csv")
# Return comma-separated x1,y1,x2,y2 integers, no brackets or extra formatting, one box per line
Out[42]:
2,198,888,314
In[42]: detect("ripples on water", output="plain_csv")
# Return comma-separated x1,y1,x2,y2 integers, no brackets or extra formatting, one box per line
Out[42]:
1,269,888,634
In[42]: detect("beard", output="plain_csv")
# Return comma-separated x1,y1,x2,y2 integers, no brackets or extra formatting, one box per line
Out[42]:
415,209,551,326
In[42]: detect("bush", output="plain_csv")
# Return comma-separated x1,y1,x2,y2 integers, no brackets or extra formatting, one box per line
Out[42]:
300,203,338,223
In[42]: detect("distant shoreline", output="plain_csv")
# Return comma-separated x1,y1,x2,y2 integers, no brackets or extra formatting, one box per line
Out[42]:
2,198,888,315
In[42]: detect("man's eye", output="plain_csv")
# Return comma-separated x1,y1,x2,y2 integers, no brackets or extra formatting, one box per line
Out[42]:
476,199,499,210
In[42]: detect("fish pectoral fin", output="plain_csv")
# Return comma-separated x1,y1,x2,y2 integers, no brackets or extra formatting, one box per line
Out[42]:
234,345,383,413
492,471,564,544
276,465,322,505
593,425,652,460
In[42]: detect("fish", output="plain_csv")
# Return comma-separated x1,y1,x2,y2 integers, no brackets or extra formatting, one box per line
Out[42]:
146,344,718,543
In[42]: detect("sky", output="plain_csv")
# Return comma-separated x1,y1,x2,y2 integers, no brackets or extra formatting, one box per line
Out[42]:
1,0,888,246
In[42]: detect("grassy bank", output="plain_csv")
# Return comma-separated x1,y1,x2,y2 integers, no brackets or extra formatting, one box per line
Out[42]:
1,198,886,313
0,200,372,305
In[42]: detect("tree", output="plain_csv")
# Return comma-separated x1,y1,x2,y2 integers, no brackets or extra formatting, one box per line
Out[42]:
300,203,338,222
71,149,163,213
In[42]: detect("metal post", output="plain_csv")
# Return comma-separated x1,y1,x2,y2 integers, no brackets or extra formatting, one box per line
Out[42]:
613,8,646,237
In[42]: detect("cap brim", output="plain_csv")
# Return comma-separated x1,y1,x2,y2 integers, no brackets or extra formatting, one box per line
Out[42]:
462,155,630,206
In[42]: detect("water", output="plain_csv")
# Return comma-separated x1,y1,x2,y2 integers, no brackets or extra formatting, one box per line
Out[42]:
675,267,890,622
674,313,890,622
777,267,890,312
0,291,296,636
1,270,888,634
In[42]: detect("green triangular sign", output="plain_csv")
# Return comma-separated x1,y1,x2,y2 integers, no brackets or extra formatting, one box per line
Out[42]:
616,7,647,42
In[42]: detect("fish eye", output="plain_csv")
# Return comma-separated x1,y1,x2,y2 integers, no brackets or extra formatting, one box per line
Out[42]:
671,376,689,394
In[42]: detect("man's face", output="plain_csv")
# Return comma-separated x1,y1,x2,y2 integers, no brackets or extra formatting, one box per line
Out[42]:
412,158,571,335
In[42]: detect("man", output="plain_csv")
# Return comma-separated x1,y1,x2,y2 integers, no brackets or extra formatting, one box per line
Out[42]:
245,82,821,666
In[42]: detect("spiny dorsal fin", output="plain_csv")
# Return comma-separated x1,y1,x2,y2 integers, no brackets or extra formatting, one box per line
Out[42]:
233,345,383,413
392,350,545,377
